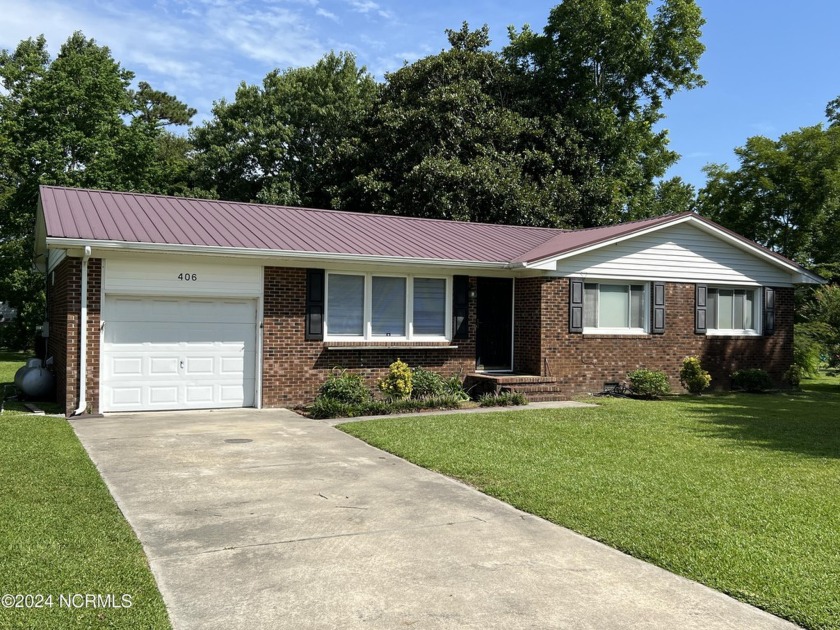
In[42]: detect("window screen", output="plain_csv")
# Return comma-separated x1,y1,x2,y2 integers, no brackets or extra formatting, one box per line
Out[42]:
372,276,406,336
413,278,446,335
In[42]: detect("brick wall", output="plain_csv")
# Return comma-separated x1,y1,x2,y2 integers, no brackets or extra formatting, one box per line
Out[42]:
47,257,101,416
514,277,542,375
262,267,478,407
538,278,794,396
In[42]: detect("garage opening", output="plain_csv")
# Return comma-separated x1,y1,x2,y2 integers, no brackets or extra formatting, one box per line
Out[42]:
101,296,258,412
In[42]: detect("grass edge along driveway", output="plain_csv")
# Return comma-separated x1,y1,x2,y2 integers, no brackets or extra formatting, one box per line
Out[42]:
0,354,171,629
340,375,840,630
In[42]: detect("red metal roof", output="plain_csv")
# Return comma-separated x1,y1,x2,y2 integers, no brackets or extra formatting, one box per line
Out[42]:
39,186,564,264
38,186,809,273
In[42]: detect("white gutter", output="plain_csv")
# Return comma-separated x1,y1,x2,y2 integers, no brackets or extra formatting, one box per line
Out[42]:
73,245,92,416
44,237,514,270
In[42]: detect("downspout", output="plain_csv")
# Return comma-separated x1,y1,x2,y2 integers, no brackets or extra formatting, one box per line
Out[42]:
73,245,92,416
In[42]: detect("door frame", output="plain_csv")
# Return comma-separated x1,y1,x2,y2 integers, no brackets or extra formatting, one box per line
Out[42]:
475,276,515,373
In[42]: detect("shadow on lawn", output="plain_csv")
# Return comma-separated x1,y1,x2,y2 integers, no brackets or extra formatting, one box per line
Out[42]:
680,380,840,459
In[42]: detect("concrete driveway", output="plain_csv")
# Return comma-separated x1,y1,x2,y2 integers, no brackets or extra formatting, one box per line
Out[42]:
72,409,797,630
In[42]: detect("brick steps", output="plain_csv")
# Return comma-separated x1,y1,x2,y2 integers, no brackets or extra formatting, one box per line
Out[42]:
464,373,567,402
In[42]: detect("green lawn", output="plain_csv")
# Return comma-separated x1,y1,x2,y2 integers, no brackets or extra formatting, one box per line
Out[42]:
0,355,170,629
340,375,840,630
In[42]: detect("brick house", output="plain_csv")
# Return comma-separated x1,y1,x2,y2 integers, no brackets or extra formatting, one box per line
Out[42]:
34,186,823,416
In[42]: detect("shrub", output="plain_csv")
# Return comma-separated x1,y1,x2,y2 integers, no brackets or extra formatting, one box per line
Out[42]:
378,358,413,400
784,364,803,387
308,395,465,419
318,369,371,404
627,369,671,399
793,328,822,377
309,397,352,419
478,391,528,407
731,368,774,392
679,356,711,394
443,375,470,401
411,367,446,399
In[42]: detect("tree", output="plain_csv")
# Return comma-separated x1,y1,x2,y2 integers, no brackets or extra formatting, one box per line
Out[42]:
0,32,196,348
341,24,603,227
698,101,840,269
190,51,378,208
504,0,706,225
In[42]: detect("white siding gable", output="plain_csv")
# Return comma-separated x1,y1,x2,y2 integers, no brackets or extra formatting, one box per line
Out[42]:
553,223,794,286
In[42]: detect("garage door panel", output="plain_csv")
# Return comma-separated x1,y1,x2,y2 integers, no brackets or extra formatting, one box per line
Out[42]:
149,357,180,375
112,357,143,376
185,386,214,403
111,387,142,406
150,386,179,404
102,296,257,412
186,357,214,374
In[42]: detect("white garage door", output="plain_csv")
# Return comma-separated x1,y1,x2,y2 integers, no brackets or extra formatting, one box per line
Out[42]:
102,296,257,412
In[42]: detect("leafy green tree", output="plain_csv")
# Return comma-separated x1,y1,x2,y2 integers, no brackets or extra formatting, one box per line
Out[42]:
0,32,196,348
698,103,840,268
504,0,706,225
190,51,378,208
342,24,594,226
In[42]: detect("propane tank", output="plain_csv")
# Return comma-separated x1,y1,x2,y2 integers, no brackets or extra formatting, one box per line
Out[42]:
14,358,54,400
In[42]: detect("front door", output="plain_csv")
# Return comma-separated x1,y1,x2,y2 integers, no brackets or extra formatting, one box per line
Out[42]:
476,277,513,371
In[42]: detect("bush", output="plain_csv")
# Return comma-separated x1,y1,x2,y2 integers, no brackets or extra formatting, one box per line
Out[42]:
478,391,528,407
309,397,352,419
679,356,711,394
793,327,822,377
627,369,671,399
784,364,803,387
378,358,412,400
411,367,446,399
318,369,371,404
308,395,465,419
443,375,470,401
731,368,774,392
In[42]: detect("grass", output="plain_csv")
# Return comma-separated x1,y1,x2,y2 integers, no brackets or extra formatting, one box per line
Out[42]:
340,374,840,630
0,354,171,629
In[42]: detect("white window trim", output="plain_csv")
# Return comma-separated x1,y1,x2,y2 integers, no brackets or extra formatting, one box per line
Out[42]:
324,272,451,342
582,281,650,335
705,286,762,336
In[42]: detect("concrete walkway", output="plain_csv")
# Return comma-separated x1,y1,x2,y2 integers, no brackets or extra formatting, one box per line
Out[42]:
72,409,797,630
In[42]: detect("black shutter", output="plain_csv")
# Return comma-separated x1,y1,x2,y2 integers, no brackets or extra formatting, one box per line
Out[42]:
569,279,584,333
763,287,776,336
305,269,324,340
453,275,469,340
652,282,666,334
695,284,707,334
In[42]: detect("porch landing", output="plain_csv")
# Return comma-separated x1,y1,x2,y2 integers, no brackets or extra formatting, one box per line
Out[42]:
464,373,566,402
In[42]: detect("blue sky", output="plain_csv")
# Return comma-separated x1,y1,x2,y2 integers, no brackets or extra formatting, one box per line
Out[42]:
2,0,838,191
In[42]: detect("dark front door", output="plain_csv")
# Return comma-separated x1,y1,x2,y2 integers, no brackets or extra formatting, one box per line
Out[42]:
476,277,513,371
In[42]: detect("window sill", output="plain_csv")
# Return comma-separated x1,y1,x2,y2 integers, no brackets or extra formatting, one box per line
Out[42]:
325,342,458,350
583,328,649,337
705,330,761,337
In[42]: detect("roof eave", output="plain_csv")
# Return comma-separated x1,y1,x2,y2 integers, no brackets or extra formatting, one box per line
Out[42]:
521,214,826,284
44,238,514,270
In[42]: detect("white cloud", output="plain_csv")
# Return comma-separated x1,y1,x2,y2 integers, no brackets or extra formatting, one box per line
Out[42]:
316,7,339,21
346,0,392,19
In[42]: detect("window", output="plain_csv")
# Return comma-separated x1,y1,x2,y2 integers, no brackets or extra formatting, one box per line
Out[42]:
707,288,759,333
326,274,364,335
583,283,647,332
325,273,449,340
413,278,446,336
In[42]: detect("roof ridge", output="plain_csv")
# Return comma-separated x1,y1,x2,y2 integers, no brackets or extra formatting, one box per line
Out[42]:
569,211,695,234
38,185,569,234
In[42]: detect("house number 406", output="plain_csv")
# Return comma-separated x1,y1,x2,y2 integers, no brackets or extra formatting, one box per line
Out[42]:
178,273,198,281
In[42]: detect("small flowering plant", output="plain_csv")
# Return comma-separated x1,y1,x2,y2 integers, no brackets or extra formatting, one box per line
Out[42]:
378,358,413,400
